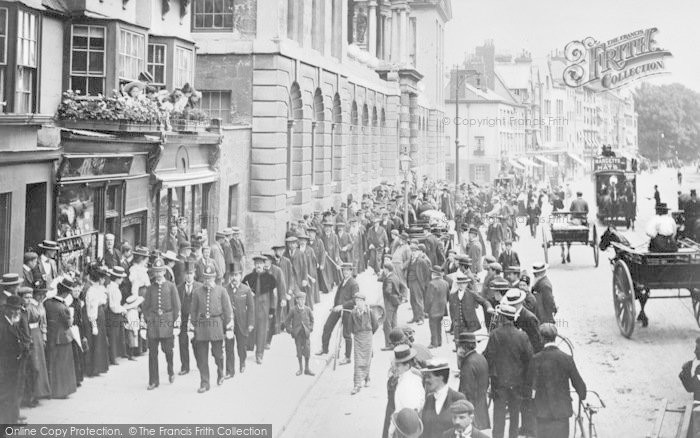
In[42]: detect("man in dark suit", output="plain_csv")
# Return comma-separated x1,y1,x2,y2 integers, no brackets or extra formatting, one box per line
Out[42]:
22,252,40,289
442,400,490,438
173,243,191,288
225,270,254,375
241,256,276,364
497,240,520,269
406,244,431,325
176,265,200,375
425,228,445,267
421,358,466,438
531,263,557,324
142,258,181,390
484,304,533,438
101,233,122,269
530,323,587,438
366,218,388,274
456,332,490,431
449,276,494,335
425,266,449,348
679,337,700,401
317,263,357,364
381,263,403,350
190,266,233,393
0,295,25,424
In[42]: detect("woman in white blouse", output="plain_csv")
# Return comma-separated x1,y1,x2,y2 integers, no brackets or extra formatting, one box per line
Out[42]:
129,247,151,297
85,265,109,376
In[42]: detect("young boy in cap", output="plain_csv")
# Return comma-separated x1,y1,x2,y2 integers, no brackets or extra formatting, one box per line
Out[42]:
284,291,314,376
349,292,379,394
443,400,490,438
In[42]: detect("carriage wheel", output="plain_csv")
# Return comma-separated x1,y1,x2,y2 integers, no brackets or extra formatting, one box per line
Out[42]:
691,289,700,329
613,260,636,338
542,228,549,264
592,224,600,267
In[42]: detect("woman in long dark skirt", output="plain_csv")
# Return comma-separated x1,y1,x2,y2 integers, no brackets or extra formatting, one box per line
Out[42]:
85,266,109,376
22,288,51,405
45,277,77,399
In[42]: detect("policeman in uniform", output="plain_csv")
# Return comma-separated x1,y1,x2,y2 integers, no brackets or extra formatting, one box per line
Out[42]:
142,258,181,390
190,266,233,393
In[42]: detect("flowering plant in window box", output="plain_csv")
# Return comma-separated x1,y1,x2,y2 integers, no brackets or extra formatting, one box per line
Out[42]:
170,108,209,132
55,90,163,132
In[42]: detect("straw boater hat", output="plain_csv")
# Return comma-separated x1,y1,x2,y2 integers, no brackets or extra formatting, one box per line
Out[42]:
455,275,472,284
132,246,150,257
501,288,526,306
496,303,517,319
109,266,127,279
223,227,234,237
56,276,77,295
340,262,354,271
391,409,423,438
285,236,298,244
532,262,548,274
0,273,22,286
392,344,417,364
161,250,178,262
489,278,511,291
38,240,60,251
420,358,450,373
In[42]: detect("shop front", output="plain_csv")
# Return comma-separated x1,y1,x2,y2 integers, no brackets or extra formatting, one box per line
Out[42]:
55,131,157,272
149,132,222,250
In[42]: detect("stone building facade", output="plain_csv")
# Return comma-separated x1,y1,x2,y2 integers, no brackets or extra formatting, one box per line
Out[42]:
194,0,451,252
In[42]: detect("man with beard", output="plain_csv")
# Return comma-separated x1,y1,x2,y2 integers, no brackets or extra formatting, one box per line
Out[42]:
101,233,122,269
263,254,284,349
242,256,276,364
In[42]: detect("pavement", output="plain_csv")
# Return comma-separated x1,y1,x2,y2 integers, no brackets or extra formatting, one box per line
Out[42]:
26,166,700,437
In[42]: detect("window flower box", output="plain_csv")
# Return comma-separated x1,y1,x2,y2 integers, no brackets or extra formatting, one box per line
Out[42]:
170,119,207,133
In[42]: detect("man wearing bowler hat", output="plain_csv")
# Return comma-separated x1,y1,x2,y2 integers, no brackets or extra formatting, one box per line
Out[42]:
226,269,254,375
142,258,181,390
425,266,449,349
456,332,490,431
190,266,233,392
242,255,276,364
176,263,200,375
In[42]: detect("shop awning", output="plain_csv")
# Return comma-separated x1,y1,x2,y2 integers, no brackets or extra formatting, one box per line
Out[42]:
567,152,586,166
154,169,219,188
535,156,559,167
509,158,525,170
518,157,542,168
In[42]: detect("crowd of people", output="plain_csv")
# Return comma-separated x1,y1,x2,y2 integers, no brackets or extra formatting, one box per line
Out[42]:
2,175,593,437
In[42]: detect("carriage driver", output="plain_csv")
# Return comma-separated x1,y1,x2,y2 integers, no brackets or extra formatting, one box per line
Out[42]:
645,203,678,252
569,191,589,226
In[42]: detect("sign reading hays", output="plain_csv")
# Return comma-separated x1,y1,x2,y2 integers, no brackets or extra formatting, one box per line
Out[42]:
594,156,627,172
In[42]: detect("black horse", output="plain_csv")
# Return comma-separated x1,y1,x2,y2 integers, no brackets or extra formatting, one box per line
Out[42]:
599,226,650,327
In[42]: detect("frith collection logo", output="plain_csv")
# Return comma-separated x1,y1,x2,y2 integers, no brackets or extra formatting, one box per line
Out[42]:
563,28,672,91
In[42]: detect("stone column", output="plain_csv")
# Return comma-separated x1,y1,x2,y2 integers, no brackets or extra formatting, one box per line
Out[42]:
368,1,377,57
400,9,408,65
390,8,399,63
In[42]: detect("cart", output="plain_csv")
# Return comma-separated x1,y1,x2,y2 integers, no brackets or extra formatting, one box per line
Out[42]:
593,156,637,229
610,239,700,338
542,211,600,267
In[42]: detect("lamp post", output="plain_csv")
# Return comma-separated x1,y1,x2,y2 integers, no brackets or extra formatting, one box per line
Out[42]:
400,154,413,226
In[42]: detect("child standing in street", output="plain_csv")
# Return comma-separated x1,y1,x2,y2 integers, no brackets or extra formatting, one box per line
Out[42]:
348,292,379,395
285,291,315,376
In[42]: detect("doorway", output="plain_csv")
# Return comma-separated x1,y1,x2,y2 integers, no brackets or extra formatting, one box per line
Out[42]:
25,182,47,251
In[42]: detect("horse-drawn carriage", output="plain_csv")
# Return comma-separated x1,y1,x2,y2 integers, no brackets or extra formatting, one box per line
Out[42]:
593,156,637,229
600,228,700,338
542,211,600,266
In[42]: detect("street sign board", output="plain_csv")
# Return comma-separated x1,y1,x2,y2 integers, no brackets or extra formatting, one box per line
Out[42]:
594,156,627,172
